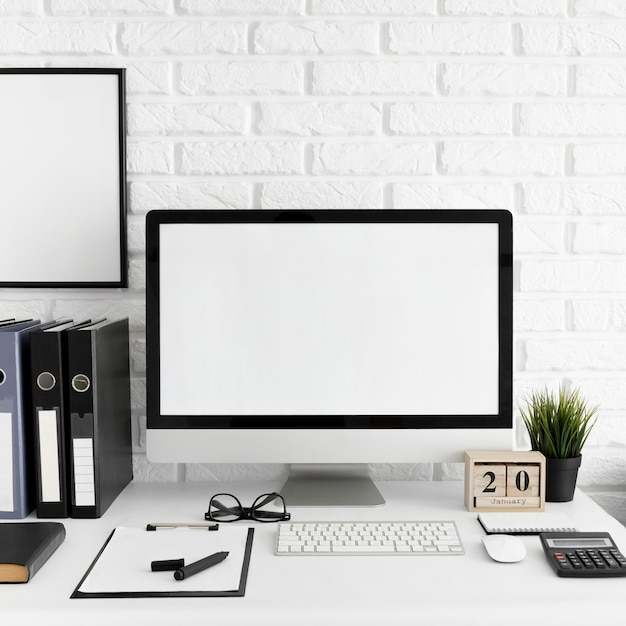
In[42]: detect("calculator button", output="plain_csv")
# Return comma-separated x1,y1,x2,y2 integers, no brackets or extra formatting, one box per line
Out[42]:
610,550,626,567
599,551,620,568
565,553,583,569
575,552,592,567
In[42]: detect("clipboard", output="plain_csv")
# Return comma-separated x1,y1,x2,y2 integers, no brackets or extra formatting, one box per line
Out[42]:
71,526,254,598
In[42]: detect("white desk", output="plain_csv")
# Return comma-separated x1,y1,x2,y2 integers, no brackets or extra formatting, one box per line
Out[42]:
3,480,625,625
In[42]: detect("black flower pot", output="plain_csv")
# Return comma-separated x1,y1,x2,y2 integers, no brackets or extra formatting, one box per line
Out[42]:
545,456,582,502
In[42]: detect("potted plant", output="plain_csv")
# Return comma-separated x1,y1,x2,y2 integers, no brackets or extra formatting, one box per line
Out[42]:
519,385,598,502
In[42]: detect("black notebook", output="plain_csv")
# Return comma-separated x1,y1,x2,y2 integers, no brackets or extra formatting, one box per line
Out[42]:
0,522,65,583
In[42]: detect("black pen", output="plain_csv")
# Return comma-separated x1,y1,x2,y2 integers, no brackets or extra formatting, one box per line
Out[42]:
173,551,229,581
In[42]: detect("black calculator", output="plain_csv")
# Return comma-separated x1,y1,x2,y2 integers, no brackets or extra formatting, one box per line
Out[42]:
540,532,626,577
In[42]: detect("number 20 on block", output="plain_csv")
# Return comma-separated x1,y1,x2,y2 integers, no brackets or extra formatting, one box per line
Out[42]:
464,451,546,512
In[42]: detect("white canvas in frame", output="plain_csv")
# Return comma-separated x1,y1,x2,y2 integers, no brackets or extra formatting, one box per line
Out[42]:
0,68,127,287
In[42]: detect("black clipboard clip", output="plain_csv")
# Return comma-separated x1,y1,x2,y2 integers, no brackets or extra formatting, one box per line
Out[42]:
146,522,219,531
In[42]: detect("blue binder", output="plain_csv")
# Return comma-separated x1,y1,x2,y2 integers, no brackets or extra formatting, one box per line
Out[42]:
0,320,42,518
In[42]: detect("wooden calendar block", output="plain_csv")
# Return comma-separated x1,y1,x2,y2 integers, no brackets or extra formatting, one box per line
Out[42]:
464,450,546,512
473,464,506,497
506,464,540,498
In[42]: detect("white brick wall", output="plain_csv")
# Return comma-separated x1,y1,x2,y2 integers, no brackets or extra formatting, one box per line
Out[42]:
1,1,626,520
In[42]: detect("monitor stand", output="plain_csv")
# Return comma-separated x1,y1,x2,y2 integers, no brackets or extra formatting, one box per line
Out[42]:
279,464,385,507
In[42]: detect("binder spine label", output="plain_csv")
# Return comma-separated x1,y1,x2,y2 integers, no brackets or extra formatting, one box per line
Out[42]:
72,438,96,507
37,409,61,502
0,412,14,511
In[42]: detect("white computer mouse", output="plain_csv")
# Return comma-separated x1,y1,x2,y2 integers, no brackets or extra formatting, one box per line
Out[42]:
481,534,526,563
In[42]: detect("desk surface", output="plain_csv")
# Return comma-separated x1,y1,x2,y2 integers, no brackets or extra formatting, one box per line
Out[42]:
3,480,625,626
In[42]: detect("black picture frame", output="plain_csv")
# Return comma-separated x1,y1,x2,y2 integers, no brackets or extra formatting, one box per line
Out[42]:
0,68,127,288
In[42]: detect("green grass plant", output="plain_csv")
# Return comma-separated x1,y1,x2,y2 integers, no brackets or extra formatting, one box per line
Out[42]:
520,386,598,459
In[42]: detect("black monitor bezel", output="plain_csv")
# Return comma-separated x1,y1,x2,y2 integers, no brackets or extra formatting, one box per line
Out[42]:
146,209,513,430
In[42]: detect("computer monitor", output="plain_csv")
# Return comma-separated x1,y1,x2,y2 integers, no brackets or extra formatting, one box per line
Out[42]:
146,209,513,506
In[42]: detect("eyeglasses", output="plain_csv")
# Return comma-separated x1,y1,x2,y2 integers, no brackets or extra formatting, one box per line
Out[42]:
205,492,291,523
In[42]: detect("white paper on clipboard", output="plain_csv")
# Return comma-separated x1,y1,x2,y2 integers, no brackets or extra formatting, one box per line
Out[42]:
76,526,250,594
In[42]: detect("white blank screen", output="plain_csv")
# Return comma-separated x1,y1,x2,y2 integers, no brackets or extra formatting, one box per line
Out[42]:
159,222,499,417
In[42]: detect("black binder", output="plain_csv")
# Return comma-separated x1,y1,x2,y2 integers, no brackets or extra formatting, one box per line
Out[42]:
30,320,91,518
67,318,132,518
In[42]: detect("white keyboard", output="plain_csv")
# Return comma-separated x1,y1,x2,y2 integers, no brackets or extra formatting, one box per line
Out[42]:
275,521,464,556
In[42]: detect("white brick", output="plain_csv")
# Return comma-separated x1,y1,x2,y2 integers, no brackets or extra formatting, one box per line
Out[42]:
389,103,511,135
573,144,626,176
181,141,303,175
569,300,626,331
520,259,626,292
260,181,382,209
121,21,247,55
125,63,172,95
576,65,626,97
132,339,146,374
128,259,145,291
514,380,563,409
129,182,250,213
135,414,146,450
391,183,512,210
258,102,381,136
514,299,564,331
254,20,379,54
442,142,564,176
570,300,611,331
0,300,48,321
180,0,304,14
525,340,626,371
522,184,626,216
312,61,434,95
312,0,435,14
128,103,247,135
127,142,174,175
579,453,626,489
133,455,179,482
53,299,146,331
0,0,43,15
370,463,434,480
127,215,144,253
311,142,435,175
584,416,626,449
131,380,145,415
514,222,564,254
0,22,115,54
389,22,511,55
587,491,626,524
520,104,626,136
573,378,626,410
521,22,626,55
185,463,286,481
181,62,304,95
443,0,566,16
443,63,566,96
574,0,626,17
50,0,169,15
572,223,626,254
